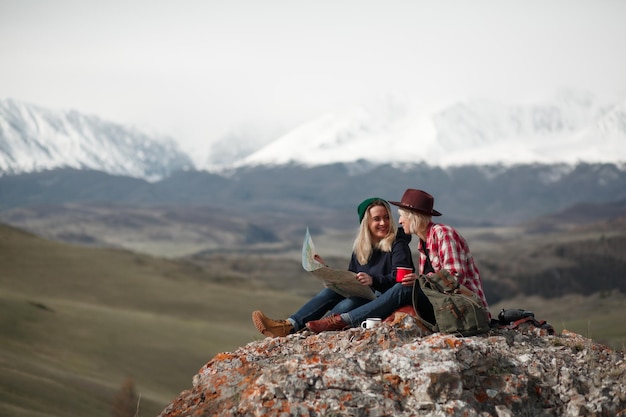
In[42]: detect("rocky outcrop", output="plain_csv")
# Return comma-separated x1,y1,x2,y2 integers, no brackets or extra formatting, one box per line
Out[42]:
159,314,625,417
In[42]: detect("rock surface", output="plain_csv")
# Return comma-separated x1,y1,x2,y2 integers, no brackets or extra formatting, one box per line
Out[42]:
159,314,625,417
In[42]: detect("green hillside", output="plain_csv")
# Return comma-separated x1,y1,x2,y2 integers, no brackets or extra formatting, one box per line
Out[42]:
1,222,624,417
0,224,307,417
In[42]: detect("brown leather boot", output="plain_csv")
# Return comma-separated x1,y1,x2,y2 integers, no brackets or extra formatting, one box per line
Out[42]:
252,310,294,338
305,314,349,333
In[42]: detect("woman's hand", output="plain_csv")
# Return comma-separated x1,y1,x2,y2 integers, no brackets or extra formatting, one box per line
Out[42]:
355,272,373,287
399,272,418,287
314,254,327,266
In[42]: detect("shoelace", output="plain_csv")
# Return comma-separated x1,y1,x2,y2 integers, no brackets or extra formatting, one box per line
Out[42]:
277,321,291,331
324,314,345,329
267,317,294,333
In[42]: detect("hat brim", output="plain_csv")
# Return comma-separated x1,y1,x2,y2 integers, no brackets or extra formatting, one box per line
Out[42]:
389,201,442,216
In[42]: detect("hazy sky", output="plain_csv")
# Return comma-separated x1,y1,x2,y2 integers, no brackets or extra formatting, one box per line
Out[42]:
1,0,625,157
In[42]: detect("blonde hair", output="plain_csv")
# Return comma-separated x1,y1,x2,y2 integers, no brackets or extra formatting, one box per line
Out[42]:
398,208,431,237
353,199,397,265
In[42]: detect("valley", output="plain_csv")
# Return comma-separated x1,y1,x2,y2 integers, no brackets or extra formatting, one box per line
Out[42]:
0,194,625,417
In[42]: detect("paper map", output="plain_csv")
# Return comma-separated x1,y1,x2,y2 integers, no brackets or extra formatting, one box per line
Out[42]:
301,228,376,301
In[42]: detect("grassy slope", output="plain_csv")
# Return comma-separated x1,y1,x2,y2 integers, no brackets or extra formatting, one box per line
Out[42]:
1,222,625,416
0,224,307,417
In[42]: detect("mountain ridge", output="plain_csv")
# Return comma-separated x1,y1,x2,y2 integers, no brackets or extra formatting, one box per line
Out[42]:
236,91,626,169
0,98,192,181
1,92,625,180
2,163,625,227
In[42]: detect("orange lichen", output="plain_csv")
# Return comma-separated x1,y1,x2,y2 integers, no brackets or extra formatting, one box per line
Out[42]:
213,352,236,361
384,374,401,386
305,355,321,364
445,337,464,349
474,389,489,403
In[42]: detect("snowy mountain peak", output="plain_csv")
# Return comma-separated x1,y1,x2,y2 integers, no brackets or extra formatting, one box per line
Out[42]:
2,92,625,181
224,92,625,169
0,98,192,181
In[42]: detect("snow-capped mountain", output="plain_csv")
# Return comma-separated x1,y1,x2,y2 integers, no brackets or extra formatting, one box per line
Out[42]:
1,92,624,182
0,98,192,181
231,91,626,168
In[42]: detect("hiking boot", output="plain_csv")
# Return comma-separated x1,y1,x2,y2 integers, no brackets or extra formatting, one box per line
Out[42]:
305,314,349,333
252,310,294,338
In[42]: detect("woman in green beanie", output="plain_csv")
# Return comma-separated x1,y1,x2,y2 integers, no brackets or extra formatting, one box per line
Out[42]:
252,197,414,338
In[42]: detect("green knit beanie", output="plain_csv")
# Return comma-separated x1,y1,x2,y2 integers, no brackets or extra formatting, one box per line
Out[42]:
357,197,385,223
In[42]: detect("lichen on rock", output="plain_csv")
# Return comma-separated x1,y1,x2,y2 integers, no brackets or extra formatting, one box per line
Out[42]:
159,315,625,417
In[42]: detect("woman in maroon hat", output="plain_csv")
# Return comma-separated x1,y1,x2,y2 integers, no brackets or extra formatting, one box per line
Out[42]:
252,197,414,338
305,188,489,333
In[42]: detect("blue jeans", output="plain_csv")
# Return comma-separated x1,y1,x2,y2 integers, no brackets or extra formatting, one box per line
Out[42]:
342,283,429,327
289,288,371,331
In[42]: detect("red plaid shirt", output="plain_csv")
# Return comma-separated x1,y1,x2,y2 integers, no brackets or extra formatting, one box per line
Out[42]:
418,222,489,311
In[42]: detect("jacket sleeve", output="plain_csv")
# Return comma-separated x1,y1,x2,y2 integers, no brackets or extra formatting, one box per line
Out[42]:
431,224,468,279
429,224,489,310
348,254,358,273
371,232,415,293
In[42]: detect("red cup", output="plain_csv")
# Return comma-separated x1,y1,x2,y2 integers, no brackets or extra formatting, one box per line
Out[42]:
396,267,412,282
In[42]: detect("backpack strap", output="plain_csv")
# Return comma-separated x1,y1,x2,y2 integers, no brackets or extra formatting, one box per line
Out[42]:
411,280,437,333
420,240,435,274
506,316,555,335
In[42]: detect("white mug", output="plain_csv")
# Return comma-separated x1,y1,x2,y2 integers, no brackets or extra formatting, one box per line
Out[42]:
360,318,382,329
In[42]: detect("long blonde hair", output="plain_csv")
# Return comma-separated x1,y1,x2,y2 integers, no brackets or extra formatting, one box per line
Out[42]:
353,199,397,265
398,208,431,238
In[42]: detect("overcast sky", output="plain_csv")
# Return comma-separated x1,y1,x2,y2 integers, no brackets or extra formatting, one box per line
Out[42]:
1,0,625,158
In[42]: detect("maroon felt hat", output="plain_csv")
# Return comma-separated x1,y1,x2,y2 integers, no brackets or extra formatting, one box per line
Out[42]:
389,189,442,216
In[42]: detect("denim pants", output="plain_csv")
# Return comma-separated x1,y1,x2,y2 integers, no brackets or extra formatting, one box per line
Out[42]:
343,282,434,327
289,288,371,331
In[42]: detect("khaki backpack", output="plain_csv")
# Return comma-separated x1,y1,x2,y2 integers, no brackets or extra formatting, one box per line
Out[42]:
413,269,491,336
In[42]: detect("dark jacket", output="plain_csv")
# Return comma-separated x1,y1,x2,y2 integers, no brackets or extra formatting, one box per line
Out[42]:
348,228,414,294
